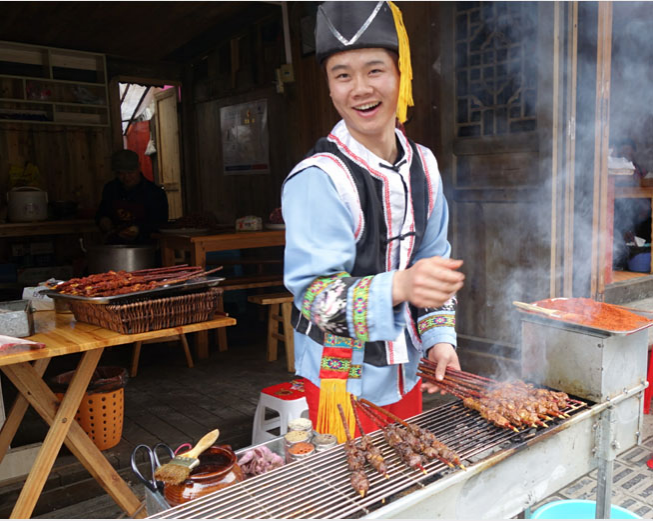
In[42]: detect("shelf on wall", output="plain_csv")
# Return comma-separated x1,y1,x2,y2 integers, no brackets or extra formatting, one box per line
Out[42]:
0,40,109,127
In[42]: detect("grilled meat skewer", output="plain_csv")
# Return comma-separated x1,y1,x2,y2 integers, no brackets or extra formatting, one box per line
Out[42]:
418,364,571,431
350,396,389,478
337,404,369,497
358,397,463,468
354,401,426,473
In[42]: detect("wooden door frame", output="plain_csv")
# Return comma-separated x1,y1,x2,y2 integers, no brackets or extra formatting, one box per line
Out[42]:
549,1,580,299
591,1,613,298
154,87,183,218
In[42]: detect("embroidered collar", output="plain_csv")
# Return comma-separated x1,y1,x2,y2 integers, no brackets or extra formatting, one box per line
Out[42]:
327,120,413,174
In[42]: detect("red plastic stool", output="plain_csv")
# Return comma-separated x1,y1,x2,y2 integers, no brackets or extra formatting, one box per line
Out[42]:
251,380,309,445
645,349,653,415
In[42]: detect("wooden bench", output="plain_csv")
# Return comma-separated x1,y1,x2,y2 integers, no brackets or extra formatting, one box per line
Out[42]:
247,292,295,372
216,275,286,352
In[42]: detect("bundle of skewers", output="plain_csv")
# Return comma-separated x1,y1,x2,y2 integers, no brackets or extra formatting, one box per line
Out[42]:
51,265,222,297
417,358,574,432
338,396,464,498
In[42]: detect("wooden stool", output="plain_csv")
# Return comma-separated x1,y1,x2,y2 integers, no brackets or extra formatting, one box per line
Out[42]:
247,292,295,372
130,334,194,377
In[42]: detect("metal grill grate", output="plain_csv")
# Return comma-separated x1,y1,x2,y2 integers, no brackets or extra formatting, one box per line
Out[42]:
149,398,587,519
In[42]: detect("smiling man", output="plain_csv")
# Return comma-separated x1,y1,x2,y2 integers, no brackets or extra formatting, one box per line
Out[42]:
282,1,465,440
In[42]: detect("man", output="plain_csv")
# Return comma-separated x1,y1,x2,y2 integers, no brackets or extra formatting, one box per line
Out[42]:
282,1,464,440
96,149,169,244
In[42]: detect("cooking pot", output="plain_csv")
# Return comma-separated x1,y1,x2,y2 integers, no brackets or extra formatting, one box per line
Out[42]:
82,241,157,274
7,186,48,222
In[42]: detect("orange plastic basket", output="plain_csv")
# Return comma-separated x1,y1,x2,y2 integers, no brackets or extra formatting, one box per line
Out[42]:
56,388,124,451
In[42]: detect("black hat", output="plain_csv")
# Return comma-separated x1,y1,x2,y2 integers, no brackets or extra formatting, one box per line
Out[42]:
316,1,414,123
111,149,139,172
316,1,398,64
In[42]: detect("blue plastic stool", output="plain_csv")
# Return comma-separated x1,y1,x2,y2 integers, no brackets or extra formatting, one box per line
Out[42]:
530,500,641,519
628,252,651,273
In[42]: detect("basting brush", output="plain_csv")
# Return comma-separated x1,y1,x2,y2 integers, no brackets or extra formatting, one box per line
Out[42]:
154,428,220,485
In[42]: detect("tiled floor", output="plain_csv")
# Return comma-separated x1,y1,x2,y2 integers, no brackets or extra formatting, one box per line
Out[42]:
530,414,653,519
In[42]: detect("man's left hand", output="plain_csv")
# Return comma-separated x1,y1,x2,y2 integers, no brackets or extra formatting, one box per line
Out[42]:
420,342,460,394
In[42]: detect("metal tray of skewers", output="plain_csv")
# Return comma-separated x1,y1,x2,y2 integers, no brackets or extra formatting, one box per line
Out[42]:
514,297,653,337
42,277,225,305
41,265,224,305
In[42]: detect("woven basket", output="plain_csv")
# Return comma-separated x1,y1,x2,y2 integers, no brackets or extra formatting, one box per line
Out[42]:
69,288,223,334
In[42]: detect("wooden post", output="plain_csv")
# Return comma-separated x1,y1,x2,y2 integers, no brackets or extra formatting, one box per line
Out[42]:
590,1,613,298
550,1,562,298
563,2,579,297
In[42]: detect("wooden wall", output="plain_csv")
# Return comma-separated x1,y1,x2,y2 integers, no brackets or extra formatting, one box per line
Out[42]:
183,2,438,225
0,53,182,221
0,124,112,216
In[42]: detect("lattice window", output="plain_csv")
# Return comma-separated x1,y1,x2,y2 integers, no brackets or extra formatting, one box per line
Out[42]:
455,2,538,138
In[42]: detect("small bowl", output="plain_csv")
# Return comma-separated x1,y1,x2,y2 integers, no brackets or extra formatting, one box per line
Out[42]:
163,445,244,507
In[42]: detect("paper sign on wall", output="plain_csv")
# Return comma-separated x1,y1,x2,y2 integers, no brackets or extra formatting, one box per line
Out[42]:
220,99,269,175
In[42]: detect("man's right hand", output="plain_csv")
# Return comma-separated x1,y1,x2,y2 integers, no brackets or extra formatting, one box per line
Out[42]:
392,256,465,308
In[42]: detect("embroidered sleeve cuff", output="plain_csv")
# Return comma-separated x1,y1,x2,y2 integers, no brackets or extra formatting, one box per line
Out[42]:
417,297,457,349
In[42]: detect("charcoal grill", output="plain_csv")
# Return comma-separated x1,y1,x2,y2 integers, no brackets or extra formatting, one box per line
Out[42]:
149,310,649,519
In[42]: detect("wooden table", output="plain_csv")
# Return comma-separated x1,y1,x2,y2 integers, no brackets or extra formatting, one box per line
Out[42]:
154,229,286,357
0,310,236,519
154,229,285,268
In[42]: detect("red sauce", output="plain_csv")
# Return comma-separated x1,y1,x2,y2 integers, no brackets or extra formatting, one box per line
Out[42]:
534,298,651,331
288,442,314,455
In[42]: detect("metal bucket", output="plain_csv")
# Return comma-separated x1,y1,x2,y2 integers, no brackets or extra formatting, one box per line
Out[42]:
86,245,157,274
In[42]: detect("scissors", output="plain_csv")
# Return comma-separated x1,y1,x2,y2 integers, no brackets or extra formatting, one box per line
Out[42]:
130,443,175,493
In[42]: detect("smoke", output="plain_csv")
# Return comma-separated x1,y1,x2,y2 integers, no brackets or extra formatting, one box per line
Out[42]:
610,3,653,169
453,3,653,381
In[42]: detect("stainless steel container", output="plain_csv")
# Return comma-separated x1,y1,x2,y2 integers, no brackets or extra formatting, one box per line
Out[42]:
287,417,313,433
313,433,337,452
286,442,315,461
0,299,34,337
86,244,157,274
283,430,311,449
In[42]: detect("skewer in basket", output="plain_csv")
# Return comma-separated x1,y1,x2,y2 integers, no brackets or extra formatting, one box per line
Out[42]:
53,265,223,298
68,287,223,334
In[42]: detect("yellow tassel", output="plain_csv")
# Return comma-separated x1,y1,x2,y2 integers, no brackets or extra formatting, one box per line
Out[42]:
388,1,414,124
316,379,355,443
